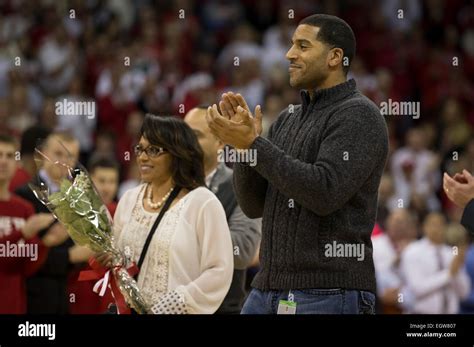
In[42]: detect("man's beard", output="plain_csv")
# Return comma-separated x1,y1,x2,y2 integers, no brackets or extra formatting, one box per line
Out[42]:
291,72,324,90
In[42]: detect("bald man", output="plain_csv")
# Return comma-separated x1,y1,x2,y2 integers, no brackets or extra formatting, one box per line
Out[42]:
185,106,261,313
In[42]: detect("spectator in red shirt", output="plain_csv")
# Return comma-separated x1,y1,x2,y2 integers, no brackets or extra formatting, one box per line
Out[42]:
0,134,65,313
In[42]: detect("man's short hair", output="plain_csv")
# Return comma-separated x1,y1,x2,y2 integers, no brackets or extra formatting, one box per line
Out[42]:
299,14,356,75
0,134,18,148
20,126,51,155
42,131,80,155
88,155,120,175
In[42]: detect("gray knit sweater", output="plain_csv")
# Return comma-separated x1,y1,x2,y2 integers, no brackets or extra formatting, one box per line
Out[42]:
233,79,388,293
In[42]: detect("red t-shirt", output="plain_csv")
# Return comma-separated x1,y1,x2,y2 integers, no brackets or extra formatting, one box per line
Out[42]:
0,194,48,314
106,202,117,219
8,167,32,193
371,222,384,238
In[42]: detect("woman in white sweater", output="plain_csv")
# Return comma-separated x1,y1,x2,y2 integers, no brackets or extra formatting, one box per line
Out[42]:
98,114,233,314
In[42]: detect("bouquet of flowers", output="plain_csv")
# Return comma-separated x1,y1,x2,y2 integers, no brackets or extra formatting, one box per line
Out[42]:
29,146,149,314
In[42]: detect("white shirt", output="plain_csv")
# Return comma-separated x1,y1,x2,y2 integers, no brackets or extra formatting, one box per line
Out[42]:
113,184,234,314
205,168,217,188
38,169,59,193
372,234,415,310
373,234,401,293
372,234,398,275
400,238,470,314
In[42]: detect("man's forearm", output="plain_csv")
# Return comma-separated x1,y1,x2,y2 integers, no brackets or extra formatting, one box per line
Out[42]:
233,162,268,218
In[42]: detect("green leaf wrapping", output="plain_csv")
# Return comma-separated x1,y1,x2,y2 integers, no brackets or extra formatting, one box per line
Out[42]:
29,168,150,313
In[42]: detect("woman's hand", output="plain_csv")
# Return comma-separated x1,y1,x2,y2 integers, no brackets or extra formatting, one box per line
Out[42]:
95,252,114,268
69,245,94,264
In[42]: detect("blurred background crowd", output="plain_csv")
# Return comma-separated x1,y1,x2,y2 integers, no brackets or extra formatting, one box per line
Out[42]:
0,0,474,314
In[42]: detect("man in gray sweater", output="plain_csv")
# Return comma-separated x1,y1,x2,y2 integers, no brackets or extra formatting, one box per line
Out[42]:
207,14,388,314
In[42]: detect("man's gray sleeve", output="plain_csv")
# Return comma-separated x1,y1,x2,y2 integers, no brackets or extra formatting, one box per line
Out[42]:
227,203,261,270
233,163,267,219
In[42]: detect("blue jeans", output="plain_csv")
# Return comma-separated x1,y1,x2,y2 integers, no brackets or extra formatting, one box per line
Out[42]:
241,288,375,314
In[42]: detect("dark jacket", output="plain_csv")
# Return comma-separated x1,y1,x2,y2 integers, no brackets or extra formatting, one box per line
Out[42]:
210,163,261,314
15,175,74,314
462,200,474,234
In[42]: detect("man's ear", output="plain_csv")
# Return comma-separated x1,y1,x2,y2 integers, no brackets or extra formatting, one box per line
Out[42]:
327,47,343,69
217,139,225,151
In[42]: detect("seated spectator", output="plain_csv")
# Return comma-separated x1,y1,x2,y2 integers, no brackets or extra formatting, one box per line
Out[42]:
401,213,470,314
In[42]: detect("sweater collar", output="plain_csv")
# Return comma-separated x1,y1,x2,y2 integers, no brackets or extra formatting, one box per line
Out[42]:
300,78,357,113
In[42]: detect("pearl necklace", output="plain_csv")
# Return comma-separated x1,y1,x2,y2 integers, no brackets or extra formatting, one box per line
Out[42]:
147,184,174,209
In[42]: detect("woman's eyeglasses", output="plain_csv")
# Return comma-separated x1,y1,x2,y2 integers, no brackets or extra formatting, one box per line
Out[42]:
133,145,167,158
